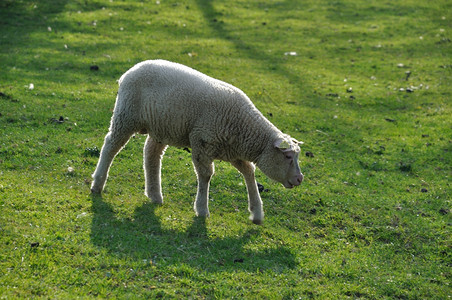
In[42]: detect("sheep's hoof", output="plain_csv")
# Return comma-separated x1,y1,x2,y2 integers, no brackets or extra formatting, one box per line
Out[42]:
195,210,210,218
90,187,102,195
195,215,209,221
249,211,264,225
146,193,163,204
251,218,263,225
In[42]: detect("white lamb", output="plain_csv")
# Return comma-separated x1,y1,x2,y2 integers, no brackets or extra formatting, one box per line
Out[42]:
91,60,304,224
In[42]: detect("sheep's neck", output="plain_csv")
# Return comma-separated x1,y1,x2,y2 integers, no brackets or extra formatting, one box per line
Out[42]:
230,109,280,164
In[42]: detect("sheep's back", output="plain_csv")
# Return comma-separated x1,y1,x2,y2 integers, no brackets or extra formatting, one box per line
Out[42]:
117,60,250,148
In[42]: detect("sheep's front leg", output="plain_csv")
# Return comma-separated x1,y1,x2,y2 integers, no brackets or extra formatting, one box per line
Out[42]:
143,136,167,204
232,160,264,224
91,129,134,194
192,152,214,218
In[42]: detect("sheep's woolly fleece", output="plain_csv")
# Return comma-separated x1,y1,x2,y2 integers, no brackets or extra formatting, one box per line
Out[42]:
91,60,303,223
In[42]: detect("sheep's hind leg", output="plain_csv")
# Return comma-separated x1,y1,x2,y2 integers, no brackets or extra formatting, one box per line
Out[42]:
144,136,167,204
192,152,214,218
91,128,134,194
232,160,264,225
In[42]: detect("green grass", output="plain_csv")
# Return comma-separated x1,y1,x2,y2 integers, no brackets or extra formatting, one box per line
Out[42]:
1,0,451,298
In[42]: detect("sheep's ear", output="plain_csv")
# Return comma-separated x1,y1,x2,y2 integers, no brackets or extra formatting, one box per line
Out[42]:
274,139,291,150
292,138,304,145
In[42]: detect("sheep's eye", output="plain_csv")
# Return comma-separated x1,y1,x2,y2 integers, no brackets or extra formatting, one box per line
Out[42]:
285,154,293,160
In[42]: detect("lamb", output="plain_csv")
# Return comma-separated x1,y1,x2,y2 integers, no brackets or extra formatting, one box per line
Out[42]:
91,60,304,224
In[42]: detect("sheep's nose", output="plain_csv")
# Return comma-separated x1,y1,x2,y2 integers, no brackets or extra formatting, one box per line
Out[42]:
297,173,304,184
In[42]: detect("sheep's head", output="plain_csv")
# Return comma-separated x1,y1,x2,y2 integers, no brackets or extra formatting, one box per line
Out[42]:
257,136,304,188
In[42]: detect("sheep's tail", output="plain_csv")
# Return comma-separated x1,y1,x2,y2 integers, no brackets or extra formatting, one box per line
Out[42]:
118,60,149,86
118,73,127,86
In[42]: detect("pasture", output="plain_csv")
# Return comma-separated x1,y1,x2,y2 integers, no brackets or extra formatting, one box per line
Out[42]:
0,0,450,298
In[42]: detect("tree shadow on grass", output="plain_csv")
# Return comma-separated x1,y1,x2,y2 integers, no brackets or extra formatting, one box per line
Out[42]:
195,0,309,97
90,194,296,273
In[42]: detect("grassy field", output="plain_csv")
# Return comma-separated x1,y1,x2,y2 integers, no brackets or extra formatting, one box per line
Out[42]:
1,0,451,298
